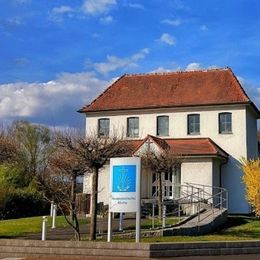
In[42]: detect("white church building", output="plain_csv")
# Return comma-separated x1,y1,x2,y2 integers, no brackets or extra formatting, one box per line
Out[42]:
79,68,259,214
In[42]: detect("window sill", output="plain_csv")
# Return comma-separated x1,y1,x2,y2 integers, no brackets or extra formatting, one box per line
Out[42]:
219,132,233,135
127,136,140,139
157,134,170,138
187,133,200,136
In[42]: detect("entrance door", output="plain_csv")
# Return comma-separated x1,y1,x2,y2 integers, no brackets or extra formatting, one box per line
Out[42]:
152,166,181,199
172,166,181,198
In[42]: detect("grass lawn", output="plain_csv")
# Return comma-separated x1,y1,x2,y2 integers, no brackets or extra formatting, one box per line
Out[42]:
1,215,260,242
0,216,89,238
110,215,260,242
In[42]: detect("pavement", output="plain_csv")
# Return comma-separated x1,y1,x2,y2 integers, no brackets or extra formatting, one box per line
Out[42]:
19,217,137,241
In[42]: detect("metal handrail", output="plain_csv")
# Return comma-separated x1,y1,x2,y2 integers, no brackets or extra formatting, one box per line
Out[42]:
149,182,228,228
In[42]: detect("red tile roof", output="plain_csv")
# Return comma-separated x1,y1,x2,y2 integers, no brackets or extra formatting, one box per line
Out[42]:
130,135,228,159
165,138,228,158
79,68,257,113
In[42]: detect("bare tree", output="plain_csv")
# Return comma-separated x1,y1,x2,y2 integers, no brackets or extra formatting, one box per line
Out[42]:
142,148,181,220
45,130,130,240
0,127,19,164
37,129,89,240
76,136,131,240
39,148,85,240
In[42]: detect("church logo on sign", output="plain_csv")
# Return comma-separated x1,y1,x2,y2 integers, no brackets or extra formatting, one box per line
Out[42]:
112,165,136,192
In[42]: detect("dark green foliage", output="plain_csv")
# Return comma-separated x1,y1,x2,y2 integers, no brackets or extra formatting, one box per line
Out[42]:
0,189,49,220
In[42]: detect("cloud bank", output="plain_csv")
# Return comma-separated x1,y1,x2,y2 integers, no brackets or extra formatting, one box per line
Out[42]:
0,72,109,128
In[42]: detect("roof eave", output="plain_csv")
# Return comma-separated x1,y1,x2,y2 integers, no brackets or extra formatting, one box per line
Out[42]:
180,154,228,161
79,101,253,115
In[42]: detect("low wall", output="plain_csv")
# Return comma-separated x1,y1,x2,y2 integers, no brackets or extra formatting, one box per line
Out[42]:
1,239,260,258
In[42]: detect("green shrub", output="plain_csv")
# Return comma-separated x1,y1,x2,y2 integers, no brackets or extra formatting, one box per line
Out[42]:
0,189,49,220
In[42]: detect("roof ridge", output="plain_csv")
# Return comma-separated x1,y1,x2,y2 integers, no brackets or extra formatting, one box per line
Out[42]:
124,67,229,77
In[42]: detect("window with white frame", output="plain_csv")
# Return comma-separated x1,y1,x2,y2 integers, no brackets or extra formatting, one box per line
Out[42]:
157,115,169,136
219,112,232,133
98,118,110,137
127,117,139,137
187,114,200,135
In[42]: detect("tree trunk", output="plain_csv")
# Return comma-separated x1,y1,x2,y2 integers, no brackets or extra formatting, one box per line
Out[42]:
158,173,163,221
73,211,81,241
90,167,99,240
70,174,76,221
70,173,81,240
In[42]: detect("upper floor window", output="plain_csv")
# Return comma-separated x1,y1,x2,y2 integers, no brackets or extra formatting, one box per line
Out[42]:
219,112,232,134
157,116,169,136
187,114,200,135
98,118,110,137
127,117,139,137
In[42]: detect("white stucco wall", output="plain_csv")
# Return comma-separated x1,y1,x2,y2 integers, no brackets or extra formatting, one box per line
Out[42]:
84,104,258,213
181,159,213,195
83,173,92,194
83,165,110,208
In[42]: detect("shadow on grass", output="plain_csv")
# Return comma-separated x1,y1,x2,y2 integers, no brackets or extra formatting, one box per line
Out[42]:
213,215,260,239
0,235,17,239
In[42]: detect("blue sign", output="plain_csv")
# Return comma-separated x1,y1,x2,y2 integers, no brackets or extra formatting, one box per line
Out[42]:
112,165,136,192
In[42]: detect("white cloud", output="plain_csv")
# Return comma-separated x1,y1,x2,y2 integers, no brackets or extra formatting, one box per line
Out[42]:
127,3,144,9
170,0,187,10
49,5,74,22
200,25,208,31
92,48,149,74
207,65,219,69
82,0,117,15
99,15,114,24
185,62,202,71
185,63,220,71
161,19,181,26
48,0,117,23
0,72,108,127
52,6,74,14
158,33,176,45
150,67,172,73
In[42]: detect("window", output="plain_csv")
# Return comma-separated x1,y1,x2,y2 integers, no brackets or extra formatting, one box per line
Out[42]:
157,116,169,136
219,112,232,133
98,118,110,137
187,114,200,134
127,117,139,137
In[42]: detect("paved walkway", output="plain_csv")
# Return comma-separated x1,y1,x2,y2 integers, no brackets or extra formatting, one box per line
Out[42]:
18,209,225,240
19,218,137,241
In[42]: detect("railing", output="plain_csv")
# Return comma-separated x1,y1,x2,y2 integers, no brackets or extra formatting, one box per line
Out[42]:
144,182,228,229
185,182,228,223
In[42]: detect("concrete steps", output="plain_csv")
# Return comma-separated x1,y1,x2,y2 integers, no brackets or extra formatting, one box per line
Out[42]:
149,241,260,258
0,239,150,259
1,239,260,258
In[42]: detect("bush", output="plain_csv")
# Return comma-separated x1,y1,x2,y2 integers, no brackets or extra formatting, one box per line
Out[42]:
0,189,50,220
241,158,260,216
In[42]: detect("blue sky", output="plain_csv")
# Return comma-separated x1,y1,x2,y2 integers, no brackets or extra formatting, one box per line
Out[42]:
1,0,260,128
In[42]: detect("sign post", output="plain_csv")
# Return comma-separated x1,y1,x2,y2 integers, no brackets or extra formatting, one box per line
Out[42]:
107,157,141,243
